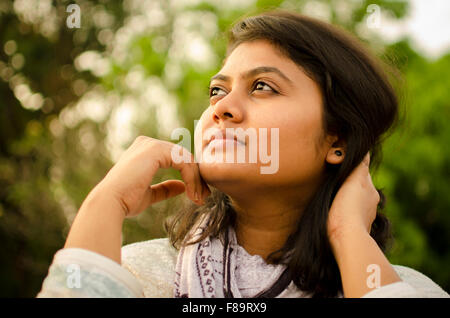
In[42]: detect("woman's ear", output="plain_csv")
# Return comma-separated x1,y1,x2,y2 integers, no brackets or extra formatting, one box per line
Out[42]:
325,135,345,165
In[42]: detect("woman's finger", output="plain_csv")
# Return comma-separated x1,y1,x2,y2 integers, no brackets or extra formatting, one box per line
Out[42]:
200,178,211,200
131,180,185,216
191,160,207,202
345,151,371,183
362,152,370,167
158,141,207,204
137,180,186,213
148,180,186,205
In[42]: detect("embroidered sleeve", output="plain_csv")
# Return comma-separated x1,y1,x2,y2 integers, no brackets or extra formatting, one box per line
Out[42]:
120,238,178,297
36,248,144,298
362,265,449,298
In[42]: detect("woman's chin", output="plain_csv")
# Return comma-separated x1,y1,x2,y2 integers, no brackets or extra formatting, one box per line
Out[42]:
198,162,260,186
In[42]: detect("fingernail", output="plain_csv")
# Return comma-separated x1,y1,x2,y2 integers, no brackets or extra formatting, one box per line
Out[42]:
195,191,199,201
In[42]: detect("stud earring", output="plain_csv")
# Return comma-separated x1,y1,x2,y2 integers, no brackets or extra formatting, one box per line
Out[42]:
335,150,343,156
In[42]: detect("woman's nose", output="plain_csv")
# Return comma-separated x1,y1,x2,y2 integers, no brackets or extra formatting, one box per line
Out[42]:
211,92,244,123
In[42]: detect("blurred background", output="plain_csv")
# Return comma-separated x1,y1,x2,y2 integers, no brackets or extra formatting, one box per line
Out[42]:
0,0,449,297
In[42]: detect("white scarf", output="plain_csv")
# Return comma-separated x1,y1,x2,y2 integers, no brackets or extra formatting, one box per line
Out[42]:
174,216,303,298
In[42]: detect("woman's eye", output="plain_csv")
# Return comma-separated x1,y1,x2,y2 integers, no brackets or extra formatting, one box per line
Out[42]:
209,82,277,98
254,81,274,92
209,87,226,97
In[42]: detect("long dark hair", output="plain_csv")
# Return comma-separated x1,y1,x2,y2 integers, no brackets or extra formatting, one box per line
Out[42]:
165,10,399,298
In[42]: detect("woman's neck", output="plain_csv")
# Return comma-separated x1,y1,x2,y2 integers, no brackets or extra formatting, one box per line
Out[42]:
229,188,310,262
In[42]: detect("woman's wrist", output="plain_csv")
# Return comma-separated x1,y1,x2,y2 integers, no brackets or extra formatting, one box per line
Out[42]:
64,186,127,264
328,223,401,297
328,222,369,249
83,184,127,220
328,223,373,268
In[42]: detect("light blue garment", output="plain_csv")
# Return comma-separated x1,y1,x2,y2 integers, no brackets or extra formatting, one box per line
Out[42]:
37,247,143,298
36,238,449,298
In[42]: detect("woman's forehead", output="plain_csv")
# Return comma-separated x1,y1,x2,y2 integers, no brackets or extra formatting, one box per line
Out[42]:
225,40,289,67
217,40,304,82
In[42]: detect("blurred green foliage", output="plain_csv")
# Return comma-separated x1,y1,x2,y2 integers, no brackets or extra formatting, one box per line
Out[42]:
0,0,448,297
375,40,450,287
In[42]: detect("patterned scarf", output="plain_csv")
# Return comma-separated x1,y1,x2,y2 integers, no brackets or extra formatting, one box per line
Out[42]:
174,216,299,298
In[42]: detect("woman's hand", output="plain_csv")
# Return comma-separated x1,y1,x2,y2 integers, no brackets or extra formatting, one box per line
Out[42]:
327,152,380,243
64,136,211,263
325,152,401,297
94,136,211,218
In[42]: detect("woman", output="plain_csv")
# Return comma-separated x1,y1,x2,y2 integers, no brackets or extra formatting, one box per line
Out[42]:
37,11,448,298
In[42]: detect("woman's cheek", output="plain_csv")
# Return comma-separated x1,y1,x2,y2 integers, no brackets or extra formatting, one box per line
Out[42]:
276,124,319,176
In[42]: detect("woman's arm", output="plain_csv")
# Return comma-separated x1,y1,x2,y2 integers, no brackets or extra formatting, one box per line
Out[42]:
38,137,209,298
327,153,401,298
329,225,401,298
63,136,210,264
63,185,126,264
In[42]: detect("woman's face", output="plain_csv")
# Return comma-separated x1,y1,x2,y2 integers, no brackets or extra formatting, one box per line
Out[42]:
196,40,340,195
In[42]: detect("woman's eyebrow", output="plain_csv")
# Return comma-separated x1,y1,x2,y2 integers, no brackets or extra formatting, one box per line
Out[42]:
209,66,293,86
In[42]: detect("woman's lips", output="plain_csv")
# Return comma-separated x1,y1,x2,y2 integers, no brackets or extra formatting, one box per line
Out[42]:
206,128,246,146
206,138,245,150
